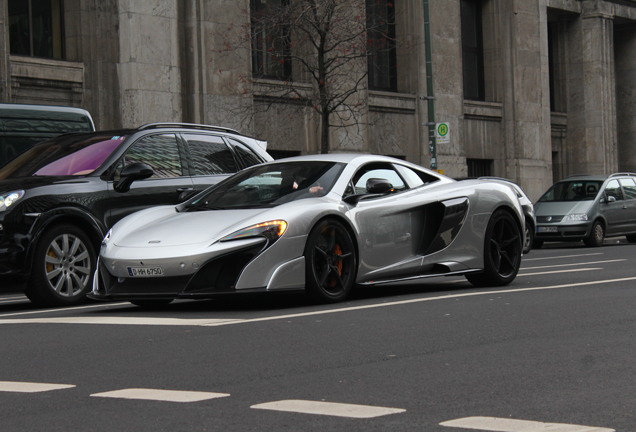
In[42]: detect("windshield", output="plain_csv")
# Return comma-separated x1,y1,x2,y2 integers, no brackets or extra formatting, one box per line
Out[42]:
538,180,603,202
0,133,127,179
184,161,345,211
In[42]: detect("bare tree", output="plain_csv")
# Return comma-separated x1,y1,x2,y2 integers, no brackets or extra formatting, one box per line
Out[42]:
242,0,394,154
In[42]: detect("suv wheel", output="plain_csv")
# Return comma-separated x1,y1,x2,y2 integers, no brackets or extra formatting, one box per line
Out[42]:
26,224,96,307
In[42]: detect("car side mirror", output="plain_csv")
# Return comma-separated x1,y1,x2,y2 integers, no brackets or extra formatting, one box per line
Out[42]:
366,178,393,194
113,162,153,193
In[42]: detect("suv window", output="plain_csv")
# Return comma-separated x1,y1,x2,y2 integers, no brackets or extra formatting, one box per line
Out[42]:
117,133,183,179
227,137,263,167
184,134,238,175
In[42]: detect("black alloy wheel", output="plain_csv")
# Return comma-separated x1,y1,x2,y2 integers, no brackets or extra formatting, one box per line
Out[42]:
466,209,522,287
305,219,356,303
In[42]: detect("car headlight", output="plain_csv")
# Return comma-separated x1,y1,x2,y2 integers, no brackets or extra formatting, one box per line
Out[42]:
563,213,588,222
221,220,288,243
0,190,25,212
102,229,113,245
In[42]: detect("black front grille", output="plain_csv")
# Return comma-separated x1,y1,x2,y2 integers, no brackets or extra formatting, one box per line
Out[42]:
536,215,564,223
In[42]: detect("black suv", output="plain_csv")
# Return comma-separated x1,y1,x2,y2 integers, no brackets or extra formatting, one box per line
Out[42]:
0,123,272,306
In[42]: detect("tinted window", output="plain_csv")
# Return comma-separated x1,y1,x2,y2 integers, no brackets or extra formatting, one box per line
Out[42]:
185,134,237,175
227,137,263,167
0,133,126,179
121,134,182,179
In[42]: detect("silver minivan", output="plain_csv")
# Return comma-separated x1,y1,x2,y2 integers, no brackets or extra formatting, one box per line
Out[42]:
534,173,636,247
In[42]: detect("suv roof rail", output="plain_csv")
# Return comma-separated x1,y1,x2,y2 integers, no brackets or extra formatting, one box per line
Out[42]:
138,122,242,135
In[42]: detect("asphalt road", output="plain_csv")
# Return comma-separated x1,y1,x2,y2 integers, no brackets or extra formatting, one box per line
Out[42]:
1,241,635,432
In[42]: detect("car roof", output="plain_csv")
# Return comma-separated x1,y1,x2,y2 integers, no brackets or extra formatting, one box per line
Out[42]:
560,173,636,182
270,153,447,173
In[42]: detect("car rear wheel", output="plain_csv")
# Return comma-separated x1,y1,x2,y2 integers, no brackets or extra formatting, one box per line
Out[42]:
26,224,96,307
626,234,636,243
583,220,605,247
466,209,522,287
305,219,356,303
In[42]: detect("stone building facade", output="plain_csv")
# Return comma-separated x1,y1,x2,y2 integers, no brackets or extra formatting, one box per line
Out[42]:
0,0,635,200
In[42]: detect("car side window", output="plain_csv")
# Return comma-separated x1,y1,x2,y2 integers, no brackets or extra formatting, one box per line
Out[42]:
348,163,406,195
227,137,263,167
619,178,636,200
604,179,624,201
118,133,182,179
184,133,238,175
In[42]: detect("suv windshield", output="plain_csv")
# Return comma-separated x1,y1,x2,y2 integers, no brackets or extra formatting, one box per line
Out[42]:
0,132,128,179
538,180,603,202
184,161,345,210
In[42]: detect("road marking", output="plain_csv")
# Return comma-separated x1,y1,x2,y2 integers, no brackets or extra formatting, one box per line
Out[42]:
521,259,625,270
523,252,604,262
90,388,229,403
0,381,76,393
0,301,130,318
0,316,244,326
440,416,614,432
2,276,636,327
251,399,405,418
518,268,601,277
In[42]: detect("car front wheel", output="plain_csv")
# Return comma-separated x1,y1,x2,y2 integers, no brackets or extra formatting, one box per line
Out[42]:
26,224,96,307
305,219,356,303
583,220,605,247
466,209,522,287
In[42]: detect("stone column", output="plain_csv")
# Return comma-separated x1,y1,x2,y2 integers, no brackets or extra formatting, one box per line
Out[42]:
567,9,618,175
0,0,10,100
615,25,636,172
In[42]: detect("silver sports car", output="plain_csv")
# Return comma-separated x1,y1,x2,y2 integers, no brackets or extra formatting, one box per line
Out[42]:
90,154,525,306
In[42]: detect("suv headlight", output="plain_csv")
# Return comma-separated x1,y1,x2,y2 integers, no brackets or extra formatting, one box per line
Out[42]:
563,213,588,222
0,190,25,212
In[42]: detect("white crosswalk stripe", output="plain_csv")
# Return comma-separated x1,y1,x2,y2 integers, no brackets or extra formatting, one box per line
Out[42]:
90,388,230,403
251,399,405,418
440,416,614,432
0,381,75,393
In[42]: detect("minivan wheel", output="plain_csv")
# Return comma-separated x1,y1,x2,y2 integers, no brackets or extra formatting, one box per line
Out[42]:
26,224,96,307
584,220,605,247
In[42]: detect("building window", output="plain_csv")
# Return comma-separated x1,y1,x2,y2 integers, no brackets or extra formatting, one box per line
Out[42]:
366,0,397,91
461,0,484,101
251,0,292,80
9,0,65,60
467,158,492,177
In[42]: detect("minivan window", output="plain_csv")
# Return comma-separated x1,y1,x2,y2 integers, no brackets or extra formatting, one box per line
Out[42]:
538,180,603,202
619,178,636,200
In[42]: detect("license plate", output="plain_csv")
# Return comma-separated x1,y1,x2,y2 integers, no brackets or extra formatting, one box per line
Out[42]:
127,266,163,277
537,226,558,233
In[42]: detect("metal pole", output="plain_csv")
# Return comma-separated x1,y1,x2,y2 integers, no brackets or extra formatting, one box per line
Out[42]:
423,0,437,170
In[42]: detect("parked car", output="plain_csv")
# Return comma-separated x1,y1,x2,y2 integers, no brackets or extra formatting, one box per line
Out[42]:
0,103,95,168
90,154,525,307
534,173,636,248
0,123,273,306
478,177,535,254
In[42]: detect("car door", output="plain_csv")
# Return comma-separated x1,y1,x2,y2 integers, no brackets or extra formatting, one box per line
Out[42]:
346,163,420,278
104,132,194,227
618,177,636,233
601,179,626,235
